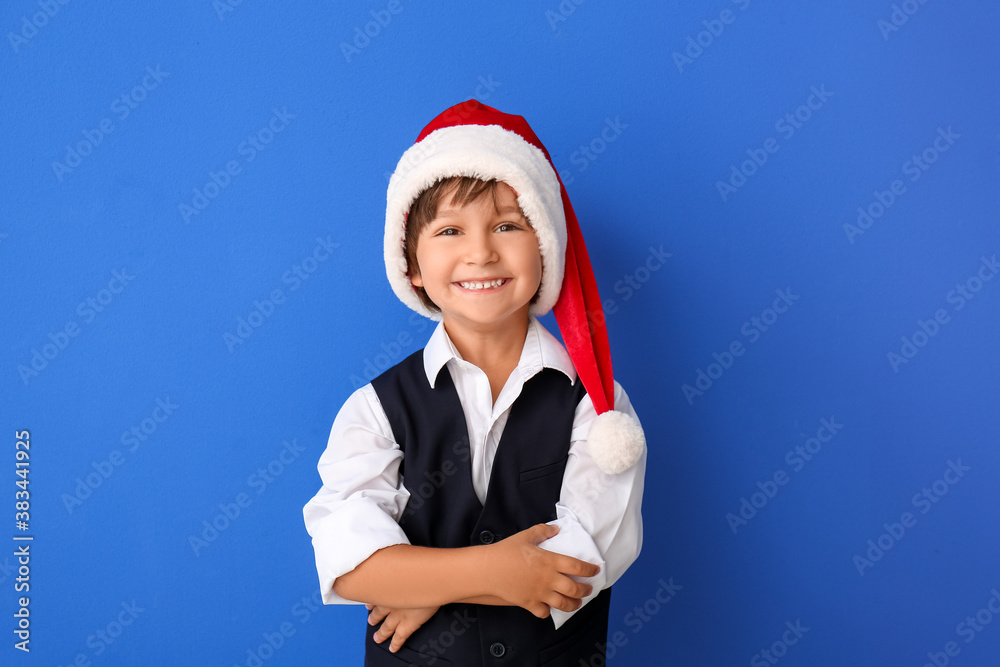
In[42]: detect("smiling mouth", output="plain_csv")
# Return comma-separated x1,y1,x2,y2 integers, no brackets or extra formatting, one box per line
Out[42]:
456,278,509,291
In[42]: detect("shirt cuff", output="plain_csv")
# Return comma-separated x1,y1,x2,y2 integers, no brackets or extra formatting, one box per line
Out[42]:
305,496,411,605
537,507,608,630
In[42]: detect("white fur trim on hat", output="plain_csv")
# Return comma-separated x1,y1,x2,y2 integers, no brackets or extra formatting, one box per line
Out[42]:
385,124,567,320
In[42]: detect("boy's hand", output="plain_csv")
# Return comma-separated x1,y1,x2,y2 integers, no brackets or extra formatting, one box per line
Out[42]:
366,603,439,653
485,523,599,619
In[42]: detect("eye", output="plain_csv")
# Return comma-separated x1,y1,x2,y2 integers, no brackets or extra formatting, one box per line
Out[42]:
496,222,523,232
435,227,460,236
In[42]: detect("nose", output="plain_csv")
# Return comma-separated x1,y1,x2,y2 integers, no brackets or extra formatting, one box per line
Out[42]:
463,228,499,265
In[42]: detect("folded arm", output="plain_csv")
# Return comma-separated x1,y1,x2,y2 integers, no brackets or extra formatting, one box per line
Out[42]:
334,523,598,618
303,386,598,616
332,543,492,608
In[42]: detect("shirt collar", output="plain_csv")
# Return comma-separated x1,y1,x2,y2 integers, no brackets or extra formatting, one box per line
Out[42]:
422,316,577,388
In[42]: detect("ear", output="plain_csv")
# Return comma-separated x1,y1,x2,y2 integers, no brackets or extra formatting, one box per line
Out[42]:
409,271,423,288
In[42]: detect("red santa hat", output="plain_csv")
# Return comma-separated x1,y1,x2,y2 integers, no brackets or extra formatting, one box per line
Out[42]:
384,99,644,475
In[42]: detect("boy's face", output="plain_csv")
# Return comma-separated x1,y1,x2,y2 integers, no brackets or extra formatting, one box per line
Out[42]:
409,182,542,336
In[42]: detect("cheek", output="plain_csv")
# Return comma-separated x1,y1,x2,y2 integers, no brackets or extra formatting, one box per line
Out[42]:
412,242,437,280
527,235,543,282
527,239,543,276
527,252,544,291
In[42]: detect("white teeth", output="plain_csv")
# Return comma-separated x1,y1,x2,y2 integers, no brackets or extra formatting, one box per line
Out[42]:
460,279,505,290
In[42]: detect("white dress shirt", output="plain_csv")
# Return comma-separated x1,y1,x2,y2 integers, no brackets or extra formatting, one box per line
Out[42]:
302,316,646,629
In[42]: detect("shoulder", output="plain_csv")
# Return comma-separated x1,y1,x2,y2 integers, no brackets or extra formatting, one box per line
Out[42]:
610,381,637,417
572,380,641,435
328,383,393,444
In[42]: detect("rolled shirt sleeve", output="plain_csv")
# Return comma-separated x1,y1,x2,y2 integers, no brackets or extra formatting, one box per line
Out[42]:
540,380,646,629
302,385,412,605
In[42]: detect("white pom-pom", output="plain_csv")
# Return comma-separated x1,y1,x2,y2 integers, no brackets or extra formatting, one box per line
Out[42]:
588,410,646,474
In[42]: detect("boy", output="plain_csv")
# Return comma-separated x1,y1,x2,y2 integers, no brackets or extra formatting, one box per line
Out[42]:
303,100,646,665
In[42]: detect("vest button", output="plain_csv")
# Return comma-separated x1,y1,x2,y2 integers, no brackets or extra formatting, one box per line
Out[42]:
489,642,506,657
479,530,495,544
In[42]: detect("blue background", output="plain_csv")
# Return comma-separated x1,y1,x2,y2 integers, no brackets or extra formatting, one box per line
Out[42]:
2,1,998,665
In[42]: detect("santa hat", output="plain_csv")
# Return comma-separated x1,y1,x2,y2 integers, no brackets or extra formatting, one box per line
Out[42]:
384,100,644,475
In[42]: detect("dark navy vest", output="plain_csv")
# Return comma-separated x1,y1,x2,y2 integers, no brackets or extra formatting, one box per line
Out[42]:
364,349,612,667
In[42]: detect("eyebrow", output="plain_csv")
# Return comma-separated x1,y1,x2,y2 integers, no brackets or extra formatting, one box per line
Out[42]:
435,205,525,217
